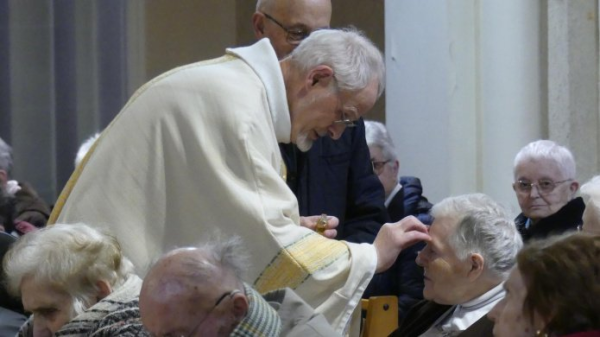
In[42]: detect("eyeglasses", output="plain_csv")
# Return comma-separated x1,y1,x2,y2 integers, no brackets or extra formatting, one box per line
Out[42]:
184,289,241,337
140,289,241,337
514,179,572,195
330,76,358,128
371,160,390,173
332,111,357,128
261,12,311,45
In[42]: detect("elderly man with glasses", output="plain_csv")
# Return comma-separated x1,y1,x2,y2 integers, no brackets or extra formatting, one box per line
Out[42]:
512,140,584,242
139,236,339,337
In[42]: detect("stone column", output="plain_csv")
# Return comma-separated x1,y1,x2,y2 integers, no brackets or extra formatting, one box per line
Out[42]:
548,0,599,183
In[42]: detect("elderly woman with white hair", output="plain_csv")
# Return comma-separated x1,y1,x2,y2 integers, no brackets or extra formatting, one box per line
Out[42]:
580,175,600,235
512,140,583,242
3,223,148,336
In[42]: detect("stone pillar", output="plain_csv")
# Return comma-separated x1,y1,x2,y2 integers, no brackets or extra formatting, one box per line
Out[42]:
548,0,599,184
385,0,544,213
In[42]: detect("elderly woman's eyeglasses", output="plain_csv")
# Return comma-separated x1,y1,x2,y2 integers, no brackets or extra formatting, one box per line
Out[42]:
261,12,311,45
514,179,572,195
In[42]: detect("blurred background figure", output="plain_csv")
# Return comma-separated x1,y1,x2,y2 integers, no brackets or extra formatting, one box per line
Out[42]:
3,223,147,336
391,194,523,337
140,235,338,337
512,140,583,242
364,120,433,224
489,233,600,337
363,120,433,319
0,137,50,235
580,175,600,235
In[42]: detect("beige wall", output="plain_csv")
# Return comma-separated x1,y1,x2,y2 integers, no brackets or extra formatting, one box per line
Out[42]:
144,0,385,121
145,0,237,79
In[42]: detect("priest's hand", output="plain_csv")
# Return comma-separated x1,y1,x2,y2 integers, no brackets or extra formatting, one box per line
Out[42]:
373,216,431,273
300,214,339,239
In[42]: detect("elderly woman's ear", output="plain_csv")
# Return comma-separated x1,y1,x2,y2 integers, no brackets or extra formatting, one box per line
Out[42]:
95,280,112,303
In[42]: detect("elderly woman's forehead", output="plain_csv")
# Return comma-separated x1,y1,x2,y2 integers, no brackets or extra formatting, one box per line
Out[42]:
515,157,567,178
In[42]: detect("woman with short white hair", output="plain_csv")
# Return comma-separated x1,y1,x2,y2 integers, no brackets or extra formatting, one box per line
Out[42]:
3,223,148,336
512,140,583,242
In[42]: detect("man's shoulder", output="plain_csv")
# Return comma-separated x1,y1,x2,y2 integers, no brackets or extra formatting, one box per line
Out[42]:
391,300,452,337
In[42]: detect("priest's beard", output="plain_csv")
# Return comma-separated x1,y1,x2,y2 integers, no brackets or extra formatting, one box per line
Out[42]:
295,132,313,152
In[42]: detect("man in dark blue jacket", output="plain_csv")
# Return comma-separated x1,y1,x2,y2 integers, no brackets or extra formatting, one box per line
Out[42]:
364,120,433,320
253,0,388,244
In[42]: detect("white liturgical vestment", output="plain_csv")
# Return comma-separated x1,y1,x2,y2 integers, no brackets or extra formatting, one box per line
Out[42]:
51,39,377,335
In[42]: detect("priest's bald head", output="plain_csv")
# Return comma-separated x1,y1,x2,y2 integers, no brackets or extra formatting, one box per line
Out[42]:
280,28,385,152
253,0,332,59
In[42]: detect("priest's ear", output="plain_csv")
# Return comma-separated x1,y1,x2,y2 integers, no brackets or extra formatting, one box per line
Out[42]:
306,65,334,89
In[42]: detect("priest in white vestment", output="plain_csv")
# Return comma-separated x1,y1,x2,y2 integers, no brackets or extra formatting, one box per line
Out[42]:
49,29,431,335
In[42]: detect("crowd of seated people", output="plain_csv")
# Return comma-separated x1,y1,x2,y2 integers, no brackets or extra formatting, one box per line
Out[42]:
3,0,600,335
2,149,600,336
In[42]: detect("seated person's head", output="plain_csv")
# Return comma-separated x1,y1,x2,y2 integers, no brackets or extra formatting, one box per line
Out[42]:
364,120,399,198
489,233,600,336
3,223,133,335
416,193,523,305
513,140,579,223
580,175,600,235
140,237,249,337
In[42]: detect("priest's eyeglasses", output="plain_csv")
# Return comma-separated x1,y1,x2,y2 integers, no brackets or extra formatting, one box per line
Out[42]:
261,12,311,45
514,179,572,196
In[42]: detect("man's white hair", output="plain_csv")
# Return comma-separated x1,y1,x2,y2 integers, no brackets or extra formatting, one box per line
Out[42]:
513,140,576,180
0,137,13,175
75,133,101,167
256,0,271,11
431,193,523,280
3,223,134,314
581,175,600,212
288,28,385,98
364,120,397,162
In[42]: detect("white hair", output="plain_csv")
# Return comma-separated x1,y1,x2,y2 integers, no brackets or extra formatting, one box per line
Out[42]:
75,133,101,167
431,193,523,280
581,175,600,212
0,137,13,175
3,223,134,313
364,120,397,162
513,140,576,180
151,234,250,288
256,0,271,11
288,28,385,97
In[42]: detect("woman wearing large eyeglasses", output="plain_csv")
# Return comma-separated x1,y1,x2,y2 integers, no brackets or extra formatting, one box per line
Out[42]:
488,233,600,337
512,140,584,242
